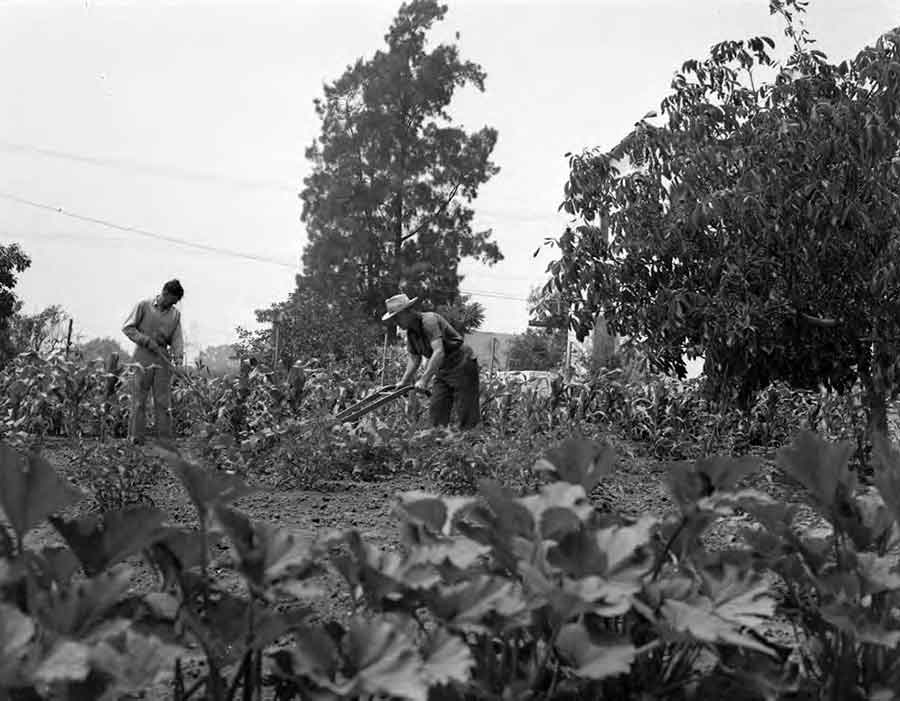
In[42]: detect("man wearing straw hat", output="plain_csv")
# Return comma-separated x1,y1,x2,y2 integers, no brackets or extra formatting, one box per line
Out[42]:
382,292,480,429
122,279,185,445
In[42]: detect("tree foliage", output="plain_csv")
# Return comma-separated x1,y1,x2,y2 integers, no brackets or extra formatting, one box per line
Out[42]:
236,278,383,369
507,328,566,372
0,244,31,364
196,344,240,376
299,0,502,316
7,305,68,358
434,295,485,335
549,2,900,418
76,337,131,363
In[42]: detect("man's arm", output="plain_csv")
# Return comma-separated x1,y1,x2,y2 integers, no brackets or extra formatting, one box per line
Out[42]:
398,354,422,387
122,302,151,348
416,338,445,388
169,315,184,366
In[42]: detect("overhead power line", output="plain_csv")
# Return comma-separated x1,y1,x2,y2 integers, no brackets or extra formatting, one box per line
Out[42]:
0,139,565,222
0,191,299,269
1,190,532,302
0,140,298,194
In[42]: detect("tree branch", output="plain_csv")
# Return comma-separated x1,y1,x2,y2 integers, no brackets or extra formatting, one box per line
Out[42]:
400,183,460,243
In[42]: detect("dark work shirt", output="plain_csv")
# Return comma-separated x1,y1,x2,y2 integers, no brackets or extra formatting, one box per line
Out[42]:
406,312,463,359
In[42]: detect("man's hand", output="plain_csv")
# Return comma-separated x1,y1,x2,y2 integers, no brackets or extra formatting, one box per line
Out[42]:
414,377,430,391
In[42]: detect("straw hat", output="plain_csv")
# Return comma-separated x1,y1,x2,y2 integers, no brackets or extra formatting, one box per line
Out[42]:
381,293,419,321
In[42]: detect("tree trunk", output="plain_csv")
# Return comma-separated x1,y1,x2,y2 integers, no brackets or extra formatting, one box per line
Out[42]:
591,315,617,371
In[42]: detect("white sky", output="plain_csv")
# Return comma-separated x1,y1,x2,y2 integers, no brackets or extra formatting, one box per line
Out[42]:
0,0,895,357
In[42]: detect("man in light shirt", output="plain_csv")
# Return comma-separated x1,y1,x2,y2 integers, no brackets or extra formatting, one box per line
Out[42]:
122,279,185,445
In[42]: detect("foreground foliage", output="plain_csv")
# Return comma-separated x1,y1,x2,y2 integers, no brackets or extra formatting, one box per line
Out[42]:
3,427,900,699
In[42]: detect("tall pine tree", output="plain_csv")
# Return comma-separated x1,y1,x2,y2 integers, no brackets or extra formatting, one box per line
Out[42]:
299,0,502,316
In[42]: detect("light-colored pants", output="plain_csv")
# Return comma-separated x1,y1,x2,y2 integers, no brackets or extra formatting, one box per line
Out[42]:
129,358,173,442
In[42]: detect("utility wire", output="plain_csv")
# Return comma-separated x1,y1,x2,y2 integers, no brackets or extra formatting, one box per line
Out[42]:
0,191,299,269
1,191,534,302
0,140,298,194
0,139,565,221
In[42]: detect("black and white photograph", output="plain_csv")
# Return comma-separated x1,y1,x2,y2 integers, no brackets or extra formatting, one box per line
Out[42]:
1,0,899,698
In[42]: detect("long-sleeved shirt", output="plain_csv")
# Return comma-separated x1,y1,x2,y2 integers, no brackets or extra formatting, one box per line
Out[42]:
122,297,184,366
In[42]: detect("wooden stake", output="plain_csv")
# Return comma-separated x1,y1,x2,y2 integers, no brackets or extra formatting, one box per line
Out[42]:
64,318,73,359
381,330,389,386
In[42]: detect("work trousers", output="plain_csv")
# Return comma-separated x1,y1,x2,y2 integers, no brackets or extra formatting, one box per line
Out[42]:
129,356,173,442
430,347,480,429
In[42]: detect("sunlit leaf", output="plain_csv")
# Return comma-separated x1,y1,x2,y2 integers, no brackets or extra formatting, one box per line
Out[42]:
663,565,776,655
432,575,528,632
556,621,636,680
33,640,91,684
420,628,474,686
214,506,323,590
90,629,183,693
37,565,133,637
336,617,427,701
0,604,35,685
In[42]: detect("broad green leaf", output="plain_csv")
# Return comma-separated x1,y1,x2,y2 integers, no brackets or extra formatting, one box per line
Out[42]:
214,506,322,590
821,602,900,648
407,537,490,570
333,531,439,607
397,492,476,537
555,622,636,680
871,433,900,528
164,453,255,516
548,516,655,580
476,480,535,539
0,443,81,540
776,431,855,510
285,624,341,681
856,553,900,595
535,438,617,492
37,566,133,637
420,628,474,686
90,629,182,693
668,456,761,510
33,641,91,684
518,482,592,539
0,604,35,685
432,575,528,632
663,565,776,656
50,506,166,576
337,617,427,701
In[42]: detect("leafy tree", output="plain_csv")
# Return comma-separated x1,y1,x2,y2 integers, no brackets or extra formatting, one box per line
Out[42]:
299,0,502,316
236,278,383,369
7,304,68,357
0,243,31,363
197,344,240,376
77,336,131,362
434,295,485,335
507,328,566,371
548,1,900,432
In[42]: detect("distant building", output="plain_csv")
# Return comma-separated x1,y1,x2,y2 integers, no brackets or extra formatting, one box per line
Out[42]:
465,331,517,372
